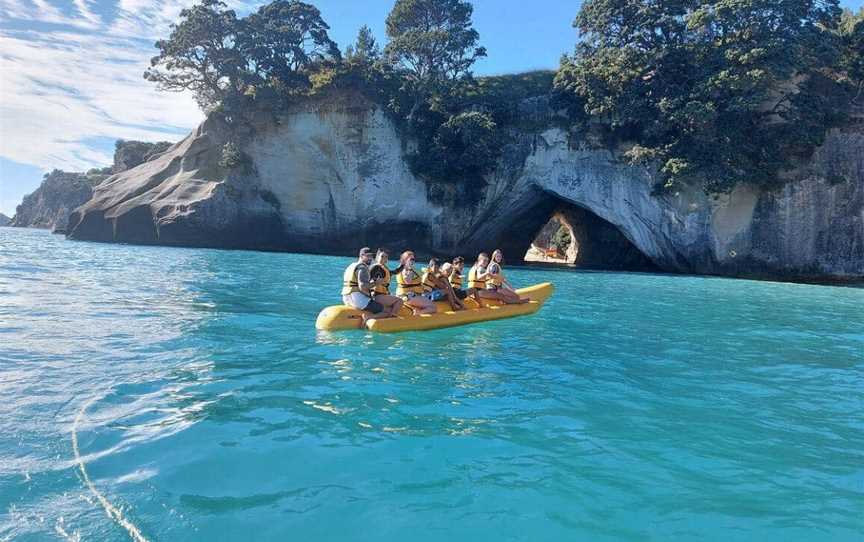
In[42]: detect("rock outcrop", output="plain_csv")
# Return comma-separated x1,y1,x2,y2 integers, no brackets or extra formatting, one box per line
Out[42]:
112,140,173,174
11,140,175,231
66,91,864,282
0,213,10,226
10,170,100,231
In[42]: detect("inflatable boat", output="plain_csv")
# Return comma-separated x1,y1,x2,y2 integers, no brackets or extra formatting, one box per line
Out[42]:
315,282,553,333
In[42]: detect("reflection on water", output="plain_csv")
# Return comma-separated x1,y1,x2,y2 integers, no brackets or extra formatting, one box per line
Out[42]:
1,228,863,542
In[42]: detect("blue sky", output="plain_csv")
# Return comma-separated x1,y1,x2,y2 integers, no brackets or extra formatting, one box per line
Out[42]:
1,0,862,217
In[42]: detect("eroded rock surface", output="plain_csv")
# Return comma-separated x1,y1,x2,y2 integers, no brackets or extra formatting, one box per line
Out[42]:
66,92,863,281
10,140,177,231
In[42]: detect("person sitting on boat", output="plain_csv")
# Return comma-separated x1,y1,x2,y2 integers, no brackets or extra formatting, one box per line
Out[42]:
487,249,529,304
448,256,482,306
423,258,465,311
368,249,404,315
341,247,400,322
469,252,520,305
394,251,437,315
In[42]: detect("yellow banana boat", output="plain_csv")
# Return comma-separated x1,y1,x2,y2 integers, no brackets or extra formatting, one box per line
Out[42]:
315,282,553,333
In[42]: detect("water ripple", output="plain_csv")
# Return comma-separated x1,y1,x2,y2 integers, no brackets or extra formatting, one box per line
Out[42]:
1,227,862,541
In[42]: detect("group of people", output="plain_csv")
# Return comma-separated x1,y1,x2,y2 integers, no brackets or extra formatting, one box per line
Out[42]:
341,247,529,321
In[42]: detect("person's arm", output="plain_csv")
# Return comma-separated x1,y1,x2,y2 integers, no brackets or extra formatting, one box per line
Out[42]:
357,266,372,295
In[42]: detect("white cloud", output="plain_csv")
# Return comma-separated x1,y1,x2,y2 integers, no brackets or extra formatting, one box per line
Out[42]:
73,0,102,27
0,0,265,175
0,29,203,171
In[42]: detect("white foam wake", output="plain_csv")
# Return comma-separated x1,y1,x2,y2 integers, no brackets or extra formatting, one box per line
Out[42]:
72,397,149,542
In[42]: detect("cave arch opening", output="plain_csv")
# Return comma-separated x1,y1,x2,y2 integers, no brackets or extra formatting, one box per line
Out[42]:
487,194,657,271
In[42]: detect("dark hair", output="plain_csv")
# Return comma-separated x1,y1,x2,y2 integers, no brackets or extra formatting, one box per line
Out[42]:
394,250,415,274
428,258,439,268
370,264,387,280
452,256,464,265
376,248,388,259
359,246,373,257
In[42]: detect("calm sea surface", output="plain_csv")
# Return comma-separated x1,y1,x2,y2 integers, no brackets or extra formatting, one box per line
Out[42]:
1,227,862,541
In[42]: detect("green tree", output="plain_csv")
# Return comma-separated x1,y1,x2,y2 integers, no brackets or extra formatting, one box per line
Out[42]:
145,0,339,110
424,111,501,179
346,25,381,62
838,8,864,102
555,0,845,193
384,0,486,87
241,0,340,89
144,0,245,109
551,224,572,255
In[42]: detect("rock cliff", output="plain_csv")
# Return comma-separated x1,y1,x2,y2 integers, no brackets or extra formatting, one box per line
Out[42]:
11,140,174,231
0,213,10,226
66,91,863,282
10,170,99,231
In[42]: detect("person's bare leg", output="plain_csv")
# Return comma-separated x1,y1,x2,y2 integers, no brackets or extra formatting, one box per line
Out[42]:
406,297,423,316
375,294,402,317
445,283,466,310
477,289,502,304
504,287,530,304
362,309,392,324
418,296,437,314
500,289,528,304
407,296,436,315
442,286,462,311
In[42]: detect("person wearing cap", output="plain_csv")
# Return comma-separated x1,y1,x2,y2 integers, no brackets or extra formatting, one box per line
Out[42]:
341,247,400,321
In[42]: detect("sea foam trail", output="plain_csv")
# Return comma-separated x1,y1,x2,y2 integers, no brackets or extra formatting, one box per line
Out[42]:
72,397,150,542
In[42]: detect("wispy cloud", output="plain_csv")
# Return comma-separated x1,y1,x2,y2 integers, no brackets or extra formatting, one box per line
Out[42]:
0,28,202,171
0,0,264,175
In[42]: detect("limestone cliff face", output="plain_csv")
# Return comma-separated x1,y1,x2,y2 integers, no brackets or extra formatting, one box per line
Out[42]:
66,91,863,281
11,140,177,231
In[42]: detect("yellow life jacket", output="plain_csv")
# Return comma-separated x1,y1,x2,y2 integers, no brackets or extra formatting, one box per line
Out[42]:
450,270,463,289
396,269,424,296
421,269,439,293
487,262,504,288
371,264,391,295
341,262,368,296
468,265,487,289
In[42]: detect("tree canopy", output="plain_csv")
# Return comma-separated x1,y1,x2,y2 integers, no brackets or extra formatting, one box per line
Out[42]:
384,0,487,88
145,0,860,196
145,0,339,110
555,0,853,192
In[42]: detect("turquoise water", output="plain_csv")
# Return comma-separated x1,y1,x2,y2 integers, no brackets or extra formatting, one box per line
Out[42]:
1,227,862,541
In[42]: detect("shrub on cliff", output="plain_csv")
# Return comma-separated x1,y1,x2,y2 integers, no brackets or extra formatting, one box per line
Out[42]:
555,0,853,193
838,8,864,102
409,110,501,181
113,140,173,173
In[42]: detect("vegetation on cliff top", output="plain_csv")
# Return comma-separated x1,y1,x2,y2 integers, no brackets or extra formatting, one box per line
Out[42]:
555,1,863,192
146,0,863,194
